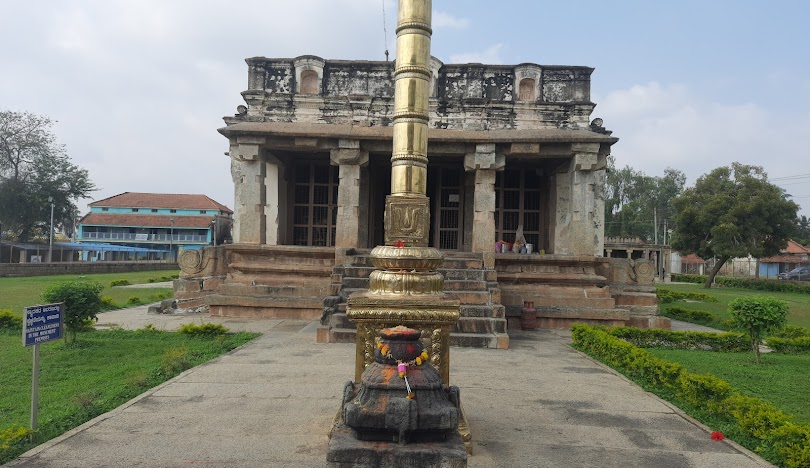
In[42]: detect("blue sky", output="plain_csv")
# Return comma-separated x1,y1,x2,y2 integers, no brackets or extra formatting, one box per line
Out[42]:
1,0,808,217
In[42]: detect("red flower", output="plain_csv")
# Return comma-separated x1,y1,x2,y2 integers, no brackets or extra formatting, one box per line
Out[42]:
710,431,725,441
395,240,405,248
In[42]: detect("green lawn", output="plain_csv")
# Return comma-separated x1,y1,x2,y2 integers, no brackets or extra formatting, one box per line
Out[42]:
0,329,258,464
658,283,810,328
648,348,810,423
0,270,179,316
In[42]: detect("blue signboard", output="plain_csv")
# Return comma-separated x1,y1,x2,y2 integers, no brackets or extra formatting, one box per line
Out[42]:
23,303,64,346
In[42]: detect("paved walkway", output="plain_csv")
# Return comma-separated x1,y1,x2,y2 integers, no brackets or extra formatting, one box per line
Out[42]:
7,307,771,467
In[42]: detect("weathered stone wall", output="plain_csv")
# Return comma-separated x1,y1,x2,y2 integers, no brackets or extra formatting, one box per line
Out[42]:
236,56,595,130
0,261,177,278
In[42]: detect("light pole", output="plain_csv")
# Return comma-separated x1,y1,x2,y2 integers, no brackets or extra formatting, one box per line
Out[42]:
169,218,175,262
47,196,54,263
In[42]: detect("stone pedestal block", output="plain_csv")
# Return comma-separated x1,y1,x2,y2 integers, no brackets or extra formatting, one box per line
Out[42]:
327,423,467,468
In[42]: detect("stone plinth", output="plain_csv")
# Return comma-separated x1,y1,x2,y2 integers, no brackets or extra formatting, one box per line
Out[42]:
176,244,334,320
327,423,467,468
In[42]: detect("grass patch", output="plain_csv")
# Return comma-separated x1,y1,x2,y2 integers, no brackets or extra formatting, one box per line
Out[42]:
648,348,810,424
659,283,810,328
0,270,178,317
0,328,258,464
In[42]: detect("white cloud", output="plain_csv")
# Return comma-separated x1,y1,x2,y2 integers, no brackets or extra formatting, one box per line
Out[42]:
597,82,810,216
449,44,504,64
0,0,390,213
433,11,470,30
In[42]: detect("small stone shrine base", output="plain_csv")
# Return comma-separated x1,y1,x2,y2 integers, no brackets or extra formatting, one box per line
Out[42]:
327,423,467,468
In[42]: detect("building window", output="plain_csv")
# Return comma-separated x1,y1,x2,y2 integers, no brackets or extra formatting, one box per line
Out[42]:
494,169,544,249
200,210,206,214
432,167,462,250
101,207,108,212
170,209,177,213
132,208,139,213
300,70,319,95
518,78,536,101
292,161,337,247
151,209,158,213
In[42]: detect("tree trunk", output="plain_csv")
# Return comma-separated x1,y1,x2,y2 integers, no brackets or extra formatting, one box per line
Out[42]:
704,256,728,288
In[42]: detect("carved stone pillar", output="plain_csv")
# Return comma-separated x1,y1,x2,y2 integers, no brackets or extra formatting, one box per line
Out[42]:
331,140,369,250
464,143,505,268
264,153,286,245
230,138,266,244
550,143,606,256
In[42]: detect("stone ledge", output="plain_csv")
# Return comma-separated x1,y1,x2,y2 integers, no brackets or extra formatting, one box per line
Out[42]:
327,423,467,467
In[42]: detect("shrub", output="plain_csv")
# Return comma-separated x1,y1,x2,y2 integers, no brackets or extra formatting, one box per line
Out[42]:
147,278,156,283
0,426,32,453
178,323,228,338
161,348,192,374
170,274,179,279
718,277,810,295
0,309,22,331
99,296,116,311
729,296,788,363
137,323,161,333
42,282,103,344
671,274,810,294
109,279,131,287
603,326,750,352
671,274,706,284
766,336,810,354
656,289,718,303
660,306,733,330
772,325,810,339
160,276,171,282
127,296,141,305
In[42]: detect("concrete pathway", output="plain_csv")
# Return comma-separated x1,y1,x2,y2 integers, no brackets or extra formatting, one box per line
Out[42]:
7,309,771,467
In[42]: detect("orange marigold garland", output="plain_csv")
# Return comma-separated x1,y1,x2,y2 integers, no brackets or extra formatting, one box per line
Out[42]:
376,340,429,400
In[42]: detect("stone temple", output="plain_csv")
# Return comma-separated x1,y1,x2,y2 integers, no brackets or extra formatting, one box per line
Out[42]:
174,55,668,349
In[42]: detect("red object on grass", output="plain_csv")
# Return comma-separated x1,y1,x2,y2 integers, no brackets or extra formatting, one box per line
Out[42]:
396,240,405,248
710,431,725,441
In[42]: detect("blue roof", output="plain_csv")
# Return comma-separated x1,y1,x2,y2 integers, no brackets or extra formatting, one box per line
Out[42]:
2,241,168,253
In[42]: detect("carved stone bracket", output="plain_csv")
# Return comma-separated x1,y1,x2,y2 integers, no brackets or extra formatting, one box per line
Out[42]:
464,143,505,172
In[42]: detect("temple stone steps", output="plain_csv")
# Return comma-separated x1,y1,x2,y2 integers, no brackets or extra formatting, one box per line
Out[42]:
321,251,509,349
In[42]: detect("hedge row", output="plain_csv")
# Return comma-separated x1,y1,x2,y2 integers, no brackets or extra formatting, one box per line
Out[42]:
661,306,731,330
571,325,810,467
766,337,810,354
603,326,748,352
657,288,719,303
671,274,810,294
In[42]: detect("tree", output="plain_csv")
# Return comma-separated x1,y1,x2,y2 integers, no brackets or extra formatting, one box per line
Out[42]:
670,163,799,288
0,110,95,242
729,296,787,364
41,281,103,344
792,215,810,246
604,157,686,241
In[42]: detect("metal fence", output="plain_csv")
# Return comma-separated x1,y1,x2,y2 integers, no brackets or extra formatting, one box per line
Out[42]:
81,232,206,242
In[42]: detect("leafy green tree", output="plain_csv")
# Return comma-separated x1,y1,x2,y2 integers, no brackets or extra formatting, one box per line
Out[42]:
792,215,810,246
0,110,95,241
604,157,685,241
41,282,103,343
729,296,788,364
670,163,798,288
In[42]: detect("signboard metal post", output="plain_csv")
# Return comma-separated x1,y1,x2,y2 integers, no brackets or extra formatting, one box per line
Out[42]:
23,303,64,430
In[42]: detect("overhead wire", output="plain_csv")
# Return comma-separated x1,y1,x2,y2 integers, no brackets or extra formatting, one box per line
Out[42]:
382,0,390,61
